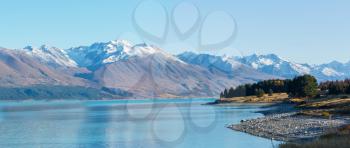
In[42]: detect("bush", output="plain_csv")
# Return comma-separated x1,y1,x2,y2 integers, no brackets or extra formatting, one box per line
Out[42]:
321,111,331,118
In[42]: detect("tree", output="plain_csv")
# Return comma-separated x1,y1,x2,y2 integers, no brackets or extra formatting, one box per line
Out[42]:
223,89,228,98
220,75,322,98
290,75,318,98
255,88,265,97
319,79,350,95
228,87,235,98
268,89,273,96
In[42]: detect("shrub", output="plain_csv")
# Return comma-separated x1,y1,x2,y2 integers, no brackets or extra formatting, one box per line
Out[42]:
321,111,331,118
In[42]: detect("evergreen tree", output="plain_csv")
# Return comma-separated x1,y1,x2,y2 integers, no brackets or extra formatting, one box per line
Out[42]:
289,75,318,97
268,89,273,96
255,88,265,97
220,75,322,98
223,89,228,98
228,87,235,98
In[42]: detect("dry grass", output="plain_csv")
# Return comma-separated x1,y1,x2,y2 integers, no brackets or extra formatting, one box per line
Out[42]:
293,95,350,117
290,98,306,104
298,110,332,118
299,98,350,108
221,93,289,103
279,125,350,148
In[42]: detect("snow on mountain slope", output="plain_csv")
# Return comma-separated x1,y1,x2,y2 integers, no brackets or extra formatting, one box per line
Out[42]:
178,52,349,82
1,38,349,98
177,52,234,73
0,48,88,87
321,67,344,77
67,40,183,69
236,54,312,77
17,45,77,67
92,51,276,98
66,43,278,97
177,52,279,80
311,61,349,81
234,53,349,81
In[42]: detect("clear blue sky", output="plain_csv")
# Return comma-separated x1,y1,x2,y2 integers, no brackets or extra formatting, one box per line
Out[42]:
1,0,350,64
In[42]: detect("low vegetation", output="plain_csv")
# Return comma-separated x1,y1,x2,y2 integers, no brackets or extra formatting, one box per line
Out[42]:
279,125,350,148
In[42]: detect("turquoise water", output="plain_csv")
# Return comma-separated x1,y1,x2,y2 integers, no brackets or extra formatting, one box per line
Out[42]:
0,99,280,148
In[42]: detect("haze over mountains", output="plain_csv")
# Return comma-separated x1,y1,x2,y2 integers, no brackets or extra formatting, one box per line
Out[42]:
0,40,348,99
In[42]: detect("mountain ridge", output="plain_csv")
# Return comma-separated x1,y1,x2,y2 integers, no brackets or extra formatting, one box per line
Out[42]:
0,40,348,99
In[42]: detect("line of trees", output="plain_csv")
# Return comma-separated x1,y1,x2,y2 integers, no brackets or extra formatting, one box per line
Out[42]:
220,75,318,98
319,79,350,95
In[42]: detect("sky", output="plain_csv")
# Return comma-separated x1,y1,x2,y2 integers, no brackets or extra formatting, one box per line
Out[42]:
0,0,350,64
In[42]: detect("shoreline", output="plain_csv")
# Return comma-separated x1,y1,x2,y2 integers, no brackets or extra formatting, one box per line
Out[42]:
225,104,350,142
211,93,350,142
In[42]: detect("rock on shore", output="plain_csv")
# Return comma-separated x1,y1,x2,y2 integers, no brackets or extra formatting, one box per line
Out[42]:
228,113,349,142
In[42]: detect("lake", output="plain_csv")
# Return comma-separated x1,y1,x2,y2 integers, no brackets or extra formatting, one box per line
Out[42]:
0,98,280,148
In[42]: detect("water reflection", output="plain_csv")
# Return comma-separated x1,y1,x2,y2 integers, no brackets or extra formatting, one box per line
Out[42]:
0,99,280,148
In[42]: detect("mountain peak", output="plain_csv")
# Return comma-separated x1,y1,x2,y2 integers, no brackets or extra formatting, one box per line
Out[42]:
265,53,281,59
19,45,77,67
108,39,133,46
23,46,34,51
67,39,170,68
39,44,50,49
328,60,343,66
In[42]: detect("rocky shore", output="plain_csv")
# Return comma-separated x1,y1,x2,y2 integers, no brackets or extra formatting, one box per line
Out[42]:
228,112,350,142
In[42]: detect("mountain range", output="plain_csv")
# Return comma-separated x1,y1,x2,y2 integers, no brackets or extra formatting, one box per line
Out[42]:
0,40,348,99
234,54,350,81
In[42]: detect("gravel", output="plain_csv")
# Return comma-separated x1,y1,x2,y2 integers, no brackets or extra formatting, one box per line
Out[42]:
228,113,349,141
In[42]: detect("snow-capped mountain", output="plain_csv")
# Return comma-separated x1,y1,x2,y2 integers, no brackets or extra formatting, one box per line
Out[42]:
177,52,279,82
0,48,88,87
0,39,348,99
312,61,350,81
66,40,182,70
64,41,275,97
235,54,312,78
17,45,77,67
235,54,350,81
177,52,235,73
178,52,350,82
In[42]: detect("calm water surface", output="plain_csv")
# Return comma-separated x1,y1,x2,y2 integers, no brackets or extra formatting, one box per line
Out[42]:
0,98,280,148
